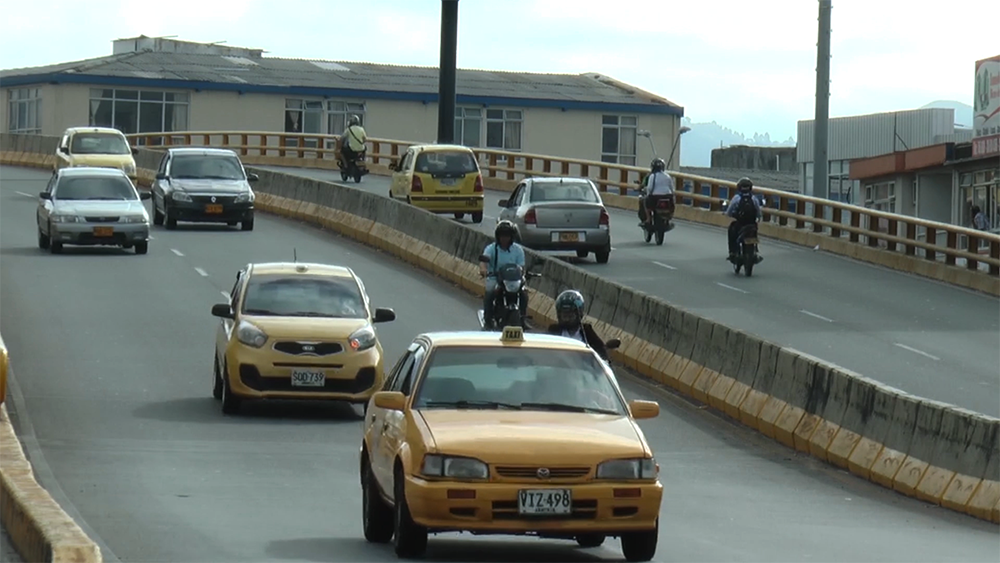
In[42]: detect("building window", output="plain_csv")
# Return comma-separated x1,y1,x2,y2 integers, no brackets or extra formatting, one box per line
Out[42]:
485,109,522,151
864,181,895,212
284,99,324,148
7,88,41,134
962,168,999,236
89,89,189,136
827,159,854,203
327,101,366,136
454,107,482,147
601,115,637,166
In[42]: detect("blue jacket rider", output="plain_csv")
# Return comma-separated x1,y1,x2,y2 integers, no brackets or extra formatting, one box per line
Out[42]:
478,220,527,330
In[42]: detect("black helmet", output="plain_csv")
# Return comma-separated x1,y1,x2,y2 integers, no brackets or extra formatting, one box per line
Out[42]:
651,158,666,172
737,177,753,193
495,220,516,243
555,289,585,328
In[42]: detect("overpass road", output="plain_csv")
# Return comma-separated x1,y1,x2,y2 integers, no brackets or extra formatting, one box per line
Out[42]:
259,166,1000,418
2,164,998,561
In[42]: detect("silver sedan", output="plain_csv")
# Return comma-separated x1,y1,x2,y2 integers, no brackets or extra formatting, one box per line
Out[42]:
496,177,612,263
36,167,152,254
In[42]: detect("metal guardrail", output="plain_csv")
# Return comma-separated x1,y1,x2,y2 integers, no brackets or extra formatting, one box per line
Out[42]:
126,130,1000,276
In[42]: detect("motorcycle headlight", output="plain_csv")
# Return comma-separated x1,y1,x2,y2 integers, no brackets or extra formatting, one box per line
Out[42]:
171,191,192,202
348,325,376,352
421,455,489,480
235,191,254,203
236,320,268,348
596,458,657,480
502,280,522,293
51,214,84,223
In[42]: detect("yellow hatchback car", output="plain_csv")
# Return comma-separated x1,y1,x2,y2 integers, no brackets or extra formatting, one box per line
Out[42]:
210,262,396,415
387,144,485,223
55,127,139,180
360,326,663,562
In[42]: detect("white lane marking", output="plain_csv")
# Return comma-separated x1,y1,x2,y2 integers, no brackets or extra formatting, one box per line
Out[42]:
716,282,749,294
221,291,230,300
170,248,184,257
800,309,834,323
15,191,35,198
652,261,676,270
894,343,940,361
195,267,209,277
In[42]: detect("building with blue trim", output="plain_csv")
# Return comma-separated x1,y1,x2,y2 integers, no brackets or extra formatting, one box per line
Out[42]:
2,35,685,167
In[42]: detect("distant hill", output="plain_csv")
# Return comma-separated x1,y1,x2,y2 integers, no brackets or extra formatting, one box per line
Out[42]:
919,100,974,128
679,117,795,168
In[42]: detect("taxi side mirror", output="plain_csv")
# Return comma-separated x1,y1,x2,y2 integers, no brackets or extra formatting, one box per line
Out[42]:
606,338,621,350
628,399,659,420
389,158,399,171
131,147,139,155
246,172,260,182
211,303,234,319
39,192,52,200
139,191,152,200
374,391,405,411
373,307,396,323
498,199,508,207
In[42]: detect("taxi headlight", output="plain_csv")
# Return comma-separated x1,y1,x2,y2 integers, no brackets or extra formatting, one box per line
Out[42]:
236,320,268,348
123,163,136,175
171,191,192,202
421,455,489,480
122,214,147,224
51,214,84,223
348,325,376,352
596,458,657,480
235,191,254,203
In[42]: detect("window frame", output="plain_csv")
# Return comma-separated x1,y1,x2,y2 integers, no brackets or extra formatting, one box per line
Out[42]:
600,114,637,166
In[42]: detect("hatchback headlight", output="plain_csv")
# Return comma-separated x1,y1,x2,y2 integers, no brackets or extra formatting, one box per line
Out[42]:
122,214,148,224
236,320,268,348
235,191,254,203
348,325,376,352
596,458,657,480
123,163,136,175
421,455,489,480
51,214,84,223
171,191,192,202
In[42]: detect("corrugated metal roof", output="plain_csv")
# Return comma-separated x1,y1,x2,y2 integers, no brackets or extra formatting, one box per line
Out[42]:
0,51,682,109
797,108,956,163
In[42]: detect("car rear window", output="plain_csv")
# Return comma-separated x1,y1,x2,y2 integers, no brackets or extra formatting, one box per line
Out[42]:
55,176,137,201
412,346,626,415
528,181,600,203
241,274,366,318
414,151,478,175
70,133,131,155
170,154,245,180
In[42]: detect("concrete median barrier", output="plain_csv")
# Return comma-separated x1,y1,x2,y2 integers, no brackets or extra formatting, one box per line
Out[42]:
2,142,998,525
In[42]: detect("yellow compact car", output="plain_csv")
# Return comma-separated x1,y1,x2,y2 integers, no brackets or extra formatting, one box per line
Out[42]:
359,326,662,562
55,127,139,180
210,262,396,415
387,144,485,223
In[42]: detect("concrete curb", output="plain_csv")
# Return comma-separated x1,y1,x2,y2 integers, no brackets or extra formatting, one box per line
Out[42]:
231,155,1000,297
2,150,997,526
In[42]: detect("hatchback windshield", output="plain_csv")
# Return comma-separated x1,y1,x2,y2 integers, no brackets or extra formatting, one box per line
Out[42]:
54,176,138,201
70,133,131,155
529,181,600,203
415,151,478,175
413,346,626,415
170,155,245,180
241,274,366,318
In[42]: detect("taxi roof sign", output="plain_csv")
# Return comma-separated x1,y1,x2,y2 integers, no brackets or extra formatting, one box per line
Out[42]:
500,325,524,342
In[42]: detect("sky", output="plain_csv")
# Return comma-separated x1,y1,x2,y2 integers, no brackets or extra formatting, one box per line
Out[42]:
1,0,996,141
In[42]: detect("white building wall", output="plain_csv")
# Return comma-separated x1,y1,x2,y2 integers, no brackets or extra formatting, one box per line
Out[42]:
916,172,952,223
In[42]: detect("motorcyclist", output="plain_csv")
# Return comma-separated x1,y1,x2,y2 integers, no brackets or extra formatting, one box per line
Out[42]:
478,220,528,330
340,115,367,164
726,177,764,263
638,157,675,226
546,290,609,361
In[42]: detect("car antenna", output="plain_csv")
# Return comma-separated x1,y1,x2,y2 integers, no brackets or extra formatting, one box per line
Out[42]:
293,248,298,263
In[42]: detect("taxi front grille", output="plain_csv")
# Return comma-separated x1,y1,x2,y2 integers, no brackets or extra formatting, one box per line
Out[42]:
84,216,120,223
273,341,343,356
491,499,597,520
494,466,591,480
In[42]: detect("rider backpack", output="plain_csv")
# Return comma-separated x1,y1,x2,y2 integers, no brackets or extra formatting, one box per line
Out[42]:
734,194,756,222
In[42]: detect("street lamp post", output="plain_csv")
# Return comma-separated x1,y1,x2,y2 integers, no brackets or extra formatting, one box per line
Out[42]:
640,126,691,169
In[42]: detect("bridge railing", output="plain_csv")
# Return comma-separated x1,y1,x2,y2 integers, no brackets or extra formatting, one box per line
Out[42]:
126,130,1000,276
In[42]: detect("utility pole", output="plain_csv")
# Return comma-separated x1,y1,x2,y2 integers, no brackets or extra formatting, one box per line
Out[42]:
812,0,832,199
437,0,459,144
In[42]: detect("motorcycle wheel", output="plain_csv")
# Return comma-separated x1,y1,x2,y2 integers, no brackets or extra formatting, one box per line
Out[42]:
503,309,522,329
340,170,349,181
654,216,665,245
642,225,652,243
354,170,363,183
743,245,755,277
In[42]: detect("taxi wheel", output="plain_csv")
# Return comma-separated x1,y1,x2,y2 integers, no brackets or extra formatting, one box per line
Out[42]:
576,534,605,548
220,361,242,415
454,213,465,220
471,212,483,224
362,459,394,543
393,466,428,558
620,518,658,562
212,356,223,400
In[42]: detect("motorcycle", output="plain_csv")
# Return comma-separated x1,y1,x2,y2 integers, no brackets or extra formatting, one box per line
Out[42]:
635,182,675,246
721,199,763,277
336,140,369,183
477,262,540,331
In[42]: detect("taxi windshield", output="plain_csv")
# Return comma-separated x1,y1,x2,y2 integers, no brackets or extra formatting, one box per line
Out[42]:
241,274,366,318
54,176,137,201
529,182,599,203
70,133,131,155
413,346,626,416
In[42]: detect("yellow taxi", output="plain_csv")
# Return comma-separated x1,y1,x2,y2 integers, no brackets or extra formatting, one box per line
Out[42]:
54,127,139,180
210,262,396,415
387,144,485,224
359,326,662,562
